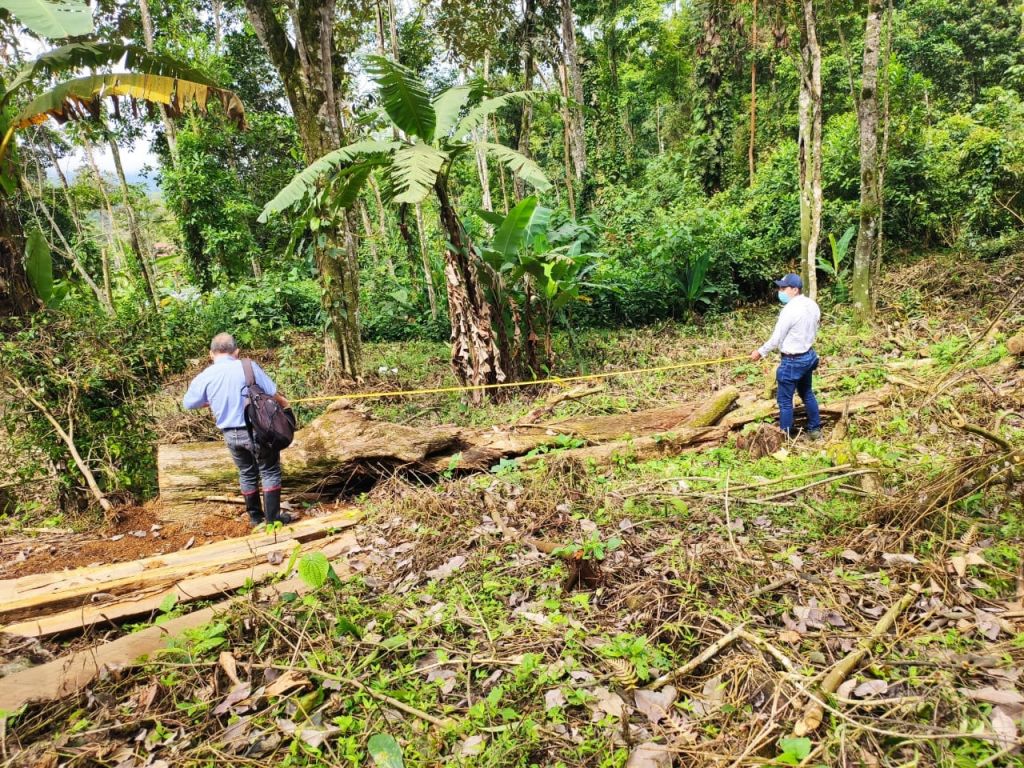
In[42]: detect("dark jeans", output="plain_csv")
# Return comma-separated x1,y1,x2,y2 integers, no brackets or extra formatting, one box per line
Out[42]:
776,350,821,436
223,427,282,495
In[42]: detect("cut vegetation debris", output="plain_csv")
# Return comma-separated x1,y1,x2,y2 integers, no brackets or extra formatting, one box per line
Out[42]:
3,266,1024,767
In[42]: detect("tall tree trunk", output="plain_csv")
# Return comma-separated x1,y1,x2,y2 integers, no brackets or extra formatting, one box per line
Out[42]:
873,0,894,313
557,62,577,218
474,55,494,216
514,0,537,201
138,0,178,162
434,181,503,400
491,116,510,214
101,245,113,307
244,0,362,378
415,202,438,320
797,0,822,300
386,0,400,59
107,135,159,306
81,138,143,304
367,174,396,278
851,0,882,323
0,198,37,317
34,144,112,312
211,0,224,53
559,0,586,182
24,165,111,313
748,0,758,185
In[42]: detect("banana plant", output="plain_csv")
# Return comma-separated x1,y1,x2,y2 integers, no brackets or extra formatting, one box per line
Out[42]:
477,196,602,375
818,225,855,303
0,28,246,315
261,56,552,396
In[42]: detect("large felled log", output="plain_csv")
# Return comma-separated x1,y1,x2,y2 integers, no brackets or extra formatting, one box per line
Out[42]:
0,553,352,714
720,384,893,429
2,533,356,638
158,405,463,514
0,510,359,622
157,390,738,519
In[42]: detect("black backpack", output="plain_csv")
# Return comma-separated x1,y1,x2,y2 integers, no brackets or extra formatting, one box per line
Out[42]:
241,359,296,452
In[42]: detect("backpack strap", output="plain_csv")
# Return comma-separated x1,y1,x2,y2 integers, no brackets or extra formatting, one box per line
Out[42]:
241,358,256,392
240,358,259,452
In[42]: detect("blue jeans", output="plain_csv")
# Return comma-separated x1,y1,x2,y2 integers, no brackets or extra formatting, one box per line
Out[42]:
223,428,282,495
776,350,821,436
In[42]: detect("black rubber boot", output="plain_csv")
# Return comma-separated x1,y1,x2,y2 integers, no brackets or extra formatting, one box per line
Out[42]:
264,488,292,525
244,492,264,526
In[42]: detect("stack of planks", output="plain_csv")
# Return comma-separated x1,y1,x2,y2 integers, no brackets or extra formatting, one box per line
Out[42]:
0,509,360,639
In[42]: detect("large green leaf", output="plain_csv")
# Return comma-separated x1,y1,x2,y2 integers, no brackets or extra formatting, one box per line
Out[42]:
0,0,93,39
490,195,538,263
9,73,245,132
480,142,551,192
453,91,548,139
366,56,435,141
367,733,404,768
432,85,471,139
388,142,446,205
259,139,400,222
24,227,53,302
4,43,217,107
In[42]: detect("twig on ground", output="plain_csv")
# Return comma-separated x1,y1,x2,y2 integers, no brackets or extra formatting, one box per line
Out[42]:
793,586,919,736
649,624,746,691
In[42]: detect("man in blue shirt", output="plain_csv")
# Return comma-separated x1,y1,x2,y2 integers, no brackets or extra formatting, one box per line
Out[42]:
183,333,293,526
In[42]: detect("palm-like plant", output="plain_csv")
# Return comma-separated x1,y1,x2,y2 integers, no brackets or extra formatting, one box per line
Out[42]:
261,56,551,396
0,20,246,315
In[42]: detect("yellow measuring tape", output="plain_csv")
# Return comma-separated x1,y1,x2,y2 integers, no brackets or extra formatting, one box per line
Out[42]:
292,354,749,404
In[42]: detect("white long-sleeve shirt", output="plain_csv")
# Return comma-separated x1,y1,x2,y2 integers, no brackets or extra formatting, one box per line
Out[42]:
758,294,820,357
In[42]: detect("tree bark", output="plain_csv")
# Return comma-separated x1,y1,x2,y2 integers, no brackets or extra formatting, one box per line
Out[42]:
244,0,362,378
415,202,438,320
108,135,159,306
560,0,586,182
557,62,577,218
0,197,37,317
514,0,537,201
748,0,758,185
851,0,882,323
474,55,494,217
24,166,111,314
157,390,743,513
797,0,822,300
435,181,503,400
138,0,178,162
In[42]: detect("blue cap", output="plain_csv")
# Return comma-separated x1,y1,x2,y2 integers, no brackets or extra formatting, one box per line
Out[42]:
774,273,803,289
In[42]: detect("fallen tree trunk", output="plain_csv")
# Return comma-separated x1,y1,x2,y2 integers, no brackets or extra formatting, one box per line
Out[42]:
157,389,739,520
157,385,890,522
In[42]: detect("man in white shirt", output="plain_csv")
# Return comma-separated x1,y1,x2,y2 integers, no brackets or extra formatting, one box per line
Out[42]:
749,273,822,439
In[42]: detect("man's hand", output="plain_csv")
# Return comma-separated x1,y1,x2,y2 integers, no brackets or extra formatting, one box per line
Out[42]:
750,350,762,362
273,393,291,409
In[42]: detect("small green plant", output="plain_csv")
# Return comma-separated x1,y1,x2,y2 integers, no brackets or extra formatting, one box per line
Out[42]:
298,551,331,589
818,225,855,303
774,737,812,765
597,633,668,682
552,532,622,561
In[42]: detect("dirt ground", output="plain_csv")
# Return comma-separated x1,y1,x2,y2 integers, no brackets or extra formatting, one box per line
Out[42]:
0,500,254,578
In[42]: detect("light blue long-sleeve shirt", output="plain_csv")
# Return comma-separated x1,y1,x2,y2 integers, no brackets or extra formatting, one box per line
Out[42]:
182,355,277,430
